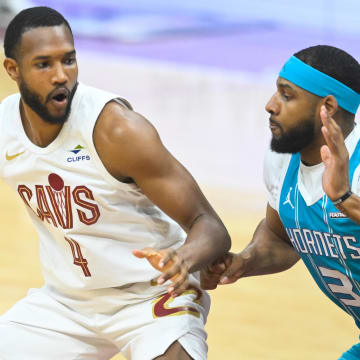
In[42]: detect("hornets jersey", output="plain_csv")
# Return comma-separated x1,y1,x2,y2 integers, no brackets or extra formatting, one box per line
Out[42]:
264,125,360,328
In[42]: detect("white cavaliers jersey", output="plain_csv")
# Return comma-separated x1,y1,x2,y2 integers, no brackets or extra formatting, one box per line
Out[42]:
0,83,187,296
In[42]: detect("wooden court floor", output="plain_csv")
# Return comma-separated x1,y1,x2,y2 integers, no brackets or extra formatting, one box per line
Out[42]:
0,62,357,360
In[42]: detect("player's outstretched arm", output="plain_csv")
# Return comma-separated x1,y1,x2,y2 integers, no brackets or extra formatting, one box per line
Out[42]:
201,204,300,290
94,101,231,297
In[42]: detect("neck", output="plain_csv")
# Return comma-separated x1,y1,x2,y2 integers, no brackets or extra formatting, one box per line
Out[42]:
300,119,355,166
20,100,64,148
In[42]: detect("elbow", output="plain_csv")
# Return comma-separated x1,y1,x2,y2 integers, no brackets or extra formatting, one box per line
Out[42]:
223,228,232,253
217,222,231,255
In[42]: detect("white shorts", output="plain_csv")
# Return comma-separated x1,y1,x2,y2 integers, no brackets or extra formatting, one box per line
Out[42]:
0,284,210,360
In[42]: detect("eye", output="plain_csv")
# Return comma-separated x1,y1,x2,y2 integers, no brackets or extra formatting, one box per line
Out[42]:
36,62,49,69
282,93,290,101
64,57,76,66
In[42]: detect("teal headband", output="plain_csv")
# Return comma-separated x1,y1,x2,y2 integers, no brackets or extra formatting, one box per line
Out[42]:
279,56,360,114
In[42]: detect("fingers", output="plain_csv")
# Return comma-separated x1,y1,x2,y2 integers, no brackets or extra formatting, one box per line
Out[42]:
157,250,189,297
320,105,343,152
320,144,330,165
200,267,222,290
134,247,189,298
200,258,227,290
133,248,173,272
200,253,246,289
166,267,189,298
156,248,176,269
220,270,244,285
208,258,227,275
132,247,154,259
219,253,246,285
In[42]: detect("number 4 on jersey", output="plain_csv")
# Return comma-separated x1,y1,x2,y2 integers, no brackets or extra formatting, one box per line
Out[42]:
65,237,91,277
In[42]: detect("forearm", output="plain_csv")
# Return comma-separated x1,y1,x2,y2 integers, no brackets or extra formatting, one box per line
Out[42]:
177,214,231,273
240,219,300,277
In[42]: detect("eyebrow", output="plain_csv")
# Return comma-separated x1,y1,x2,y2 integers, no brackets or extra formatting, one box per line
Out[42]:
277,82,294,90
32,50,76,61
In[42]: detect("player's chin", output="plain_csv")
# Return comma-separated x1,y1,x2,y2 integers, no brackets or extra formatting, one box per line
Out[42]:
46,110,69,125
50,108,67,119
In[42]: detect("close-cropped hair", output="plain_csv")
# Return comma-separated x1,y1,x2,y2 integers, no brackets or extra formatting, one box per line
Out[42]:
294,45,360,94
4,6,73,60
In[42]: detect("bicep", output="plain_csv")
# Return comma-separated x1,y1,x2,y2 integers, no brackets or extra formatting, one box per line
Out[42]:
95,105,216,231
256,204,300,268
265,203,295,248
130,139,214,231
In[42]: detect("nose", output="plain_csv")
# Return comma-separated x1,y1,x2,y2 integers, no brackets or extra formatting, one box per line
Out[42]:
51,62,67,85
265,93,280,115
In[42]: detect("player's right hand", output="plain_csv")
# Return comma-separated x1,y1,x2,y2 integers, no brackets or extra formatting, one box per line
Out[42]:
200,252,247,290
133,247,189,298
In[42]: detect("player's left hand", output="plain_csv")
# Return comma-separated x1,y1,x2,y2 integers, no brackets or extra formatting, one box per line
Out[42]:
320,105,351,200
133,247,189,298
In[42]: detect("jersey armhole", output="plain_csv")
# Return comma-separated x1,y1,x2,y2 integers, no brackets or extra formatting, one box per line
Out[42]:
84,97,140,191
113,97,134,110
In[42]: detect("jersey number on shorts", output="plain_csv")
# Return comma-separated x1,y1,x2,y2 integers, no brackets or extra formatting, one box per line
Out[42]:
319,266,360,307
152,286,202,318
65,237,91,277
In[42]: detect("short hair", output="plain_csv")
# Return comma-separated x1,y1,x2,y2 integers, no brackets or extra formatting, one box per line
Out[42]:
294,45,360,94
4,6,73,59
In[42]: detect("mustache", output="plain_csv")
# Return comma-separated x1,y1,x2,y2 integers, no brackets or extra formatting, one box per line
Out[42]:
269,116,281,128
45,86,71,103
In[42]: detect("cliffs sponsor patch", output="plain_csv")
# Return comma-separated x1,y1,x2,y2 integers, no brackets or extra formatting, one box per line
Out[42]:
67,144,90,162
67,155,91,163
70,144,85,154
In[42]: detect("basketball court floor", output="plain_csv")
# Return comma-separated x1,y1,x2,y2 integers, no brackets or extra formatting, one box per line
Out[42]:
0,58,357,360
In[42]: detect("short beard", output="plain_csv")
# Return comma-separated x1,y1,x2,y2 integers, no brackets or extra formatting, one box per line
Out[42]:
270,117,315,154
19,79,78,125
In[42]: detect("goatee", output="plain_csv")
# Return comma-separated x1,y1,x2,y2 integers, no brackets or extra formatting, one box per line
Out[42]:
270,117,316,154
19,80,78,125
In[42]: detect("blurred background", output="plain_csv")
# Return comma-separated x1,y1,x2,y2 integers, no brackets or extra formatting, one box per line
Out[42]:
1,1,360,359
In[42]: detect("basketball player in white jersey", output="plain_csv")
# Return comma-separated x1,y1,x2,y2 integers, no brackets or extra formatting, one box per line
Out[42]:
0,6,230,360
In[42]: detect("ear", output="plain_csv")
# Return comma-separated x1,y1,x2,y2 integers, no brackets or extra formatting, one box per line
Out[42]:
323,95,338,116
3,57,20,82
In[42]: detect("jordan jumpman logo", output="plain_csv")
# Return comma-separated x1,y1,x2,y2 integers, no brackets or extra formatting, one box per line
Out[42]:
283,187,294,209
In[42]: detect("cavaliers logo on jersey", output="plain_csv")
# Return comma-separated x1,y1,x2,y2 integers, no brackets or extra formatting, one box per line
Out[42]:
17,173,100,229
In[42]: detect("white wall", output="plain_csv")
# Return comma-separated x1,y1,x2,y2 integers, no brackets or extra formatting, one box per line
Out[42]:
78,53,273,197
59,0,360,35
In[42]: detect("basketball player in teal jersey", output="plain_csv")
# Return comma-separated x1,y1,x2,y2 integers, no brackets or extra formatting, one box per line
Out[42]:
0,6,231,360
201,45,360,359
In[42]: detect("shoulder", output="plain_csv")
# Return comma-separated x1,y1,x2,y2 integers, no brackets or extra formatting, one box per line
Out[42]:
73,83,117,109
93,101,166,180
263,149,291,210
0,93,21,124
263,150,291,186
96,100,159,145
0,92,20,108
